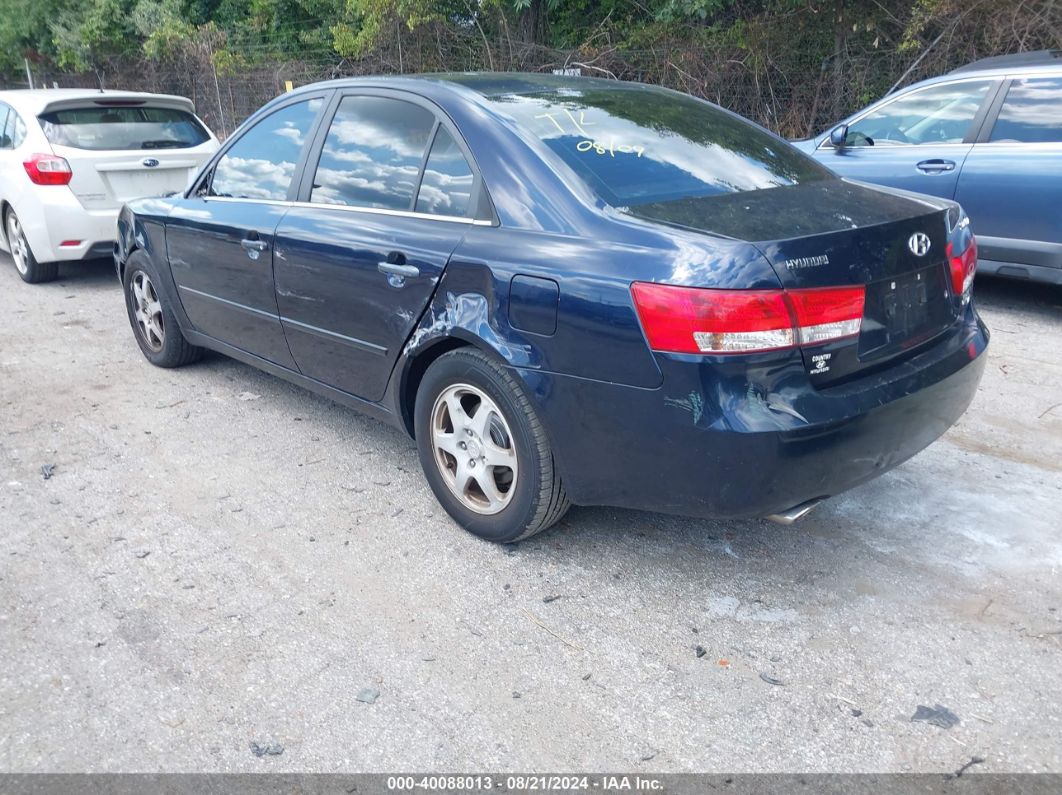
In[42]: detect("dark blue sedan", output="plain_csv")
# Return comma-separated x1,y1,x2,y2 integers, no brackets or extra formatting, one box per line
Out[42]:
114,73,988,543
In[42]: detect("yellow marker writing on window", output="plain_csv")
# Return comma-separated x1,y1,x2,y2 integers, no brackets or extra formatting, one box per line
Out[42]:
577,139,644,157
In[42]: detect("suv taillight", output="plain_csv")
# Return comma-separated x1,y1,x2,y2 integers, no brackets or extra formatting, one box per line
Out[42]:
24,153,73,186
947,236,977,306
630,283,866,355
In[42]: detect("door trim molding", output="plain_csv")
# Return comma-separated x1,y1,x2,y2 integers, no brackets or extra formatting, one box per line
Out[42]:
177,284,277,320
280,316,388,356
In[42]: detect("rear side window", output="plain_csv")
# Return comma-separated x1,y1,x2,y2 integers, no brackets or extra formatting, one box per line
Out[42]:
211,98,322,201
990,77,1062,143
39,105,210,151
0,104,25,150
415,127,475,217
485,86,830,207
310,96,436,211
0,105,9,149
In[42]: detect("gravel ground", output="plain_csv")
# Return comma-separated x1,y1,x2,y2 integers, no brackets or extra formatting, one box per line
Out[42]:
1,254,1060,774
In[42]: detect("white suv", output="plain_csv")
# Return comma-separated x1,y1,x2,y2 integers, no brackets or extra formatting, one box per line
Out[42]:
0,89,219,283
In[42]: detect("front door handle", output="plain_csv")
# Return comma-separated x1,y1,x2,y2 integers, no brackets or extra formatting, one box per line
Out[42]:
916,159,956,174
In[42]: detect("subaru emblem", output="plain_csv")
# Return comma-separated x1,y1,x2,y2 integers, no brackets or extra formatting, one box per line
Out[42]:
907,232,931,257
142,158,160,168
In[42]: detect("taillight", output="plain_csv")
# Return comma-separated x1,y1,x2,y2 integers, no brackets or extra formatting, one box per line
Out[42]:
947,236,977,306
631,282,865,355
23,153,73,186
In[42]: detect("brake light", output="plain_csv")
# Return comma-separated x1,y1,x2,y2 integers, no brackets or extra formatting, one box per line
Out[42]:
947,236,977,305
23,153,73,186
631,283,865,355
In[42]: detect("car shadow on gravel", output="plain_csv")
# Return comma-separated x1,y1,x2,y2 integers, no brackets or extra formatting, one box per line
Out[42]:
54,257,118,285
0,253,117,287
975,275,1062,316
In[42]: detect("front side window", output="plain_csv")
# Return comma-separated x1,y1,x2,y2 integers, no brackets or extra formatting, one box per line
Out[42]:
415,126,475,217
39,105,210,151
990,77,1062,143
310,96,436,211
845,80,993,147
483,85,830,208
211,98,322,201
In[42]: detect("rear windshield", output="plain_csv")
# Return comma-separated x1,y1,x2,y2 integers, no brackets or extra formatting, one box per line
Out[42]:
39,105,210,151
485,86,831,207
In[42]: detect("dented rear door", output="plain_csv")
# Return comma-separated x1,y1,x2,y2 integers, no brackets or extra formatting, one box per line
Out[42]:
274,209,466,402
273,91,486,403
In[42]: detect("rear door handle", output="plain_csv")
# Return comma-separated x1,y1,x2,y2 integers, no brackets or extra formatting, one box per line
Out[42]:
377,262,419,278
240,238,269,260
916,159,956,174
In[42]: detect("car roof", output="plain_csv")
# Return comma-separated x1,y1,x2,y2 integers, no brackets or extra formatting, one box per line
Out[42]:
0,88,196,116
415,72,643,96
290,71,659,100
950,49,1062,74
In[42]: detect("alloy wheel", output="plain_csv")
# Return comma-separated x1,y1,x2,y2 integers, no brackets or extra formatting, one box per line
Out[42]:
6,214,28,276
430,383,518,515
130,271,165,352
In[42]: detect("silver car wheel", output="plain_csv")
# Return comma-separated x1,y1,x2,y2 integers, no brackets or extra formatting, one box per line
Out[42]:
431,383,519,515
130,271,165,352
6,213,29,276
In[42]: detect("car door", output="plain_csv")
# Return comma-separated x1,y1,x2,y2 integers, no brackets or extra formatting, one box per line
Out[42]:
166,94,329,368
954,75,1062,273
816,78,999,200
274,90,489,402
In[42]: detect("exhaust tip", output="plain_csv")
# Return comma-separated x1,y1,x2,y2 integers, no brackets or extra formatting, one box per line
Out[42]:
766,497,827,525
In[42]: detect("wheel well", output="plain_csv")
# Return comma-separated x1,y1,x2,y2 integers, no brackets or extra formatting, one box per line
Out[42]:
117,241,142,283
399,337,473,437
0,202,10,246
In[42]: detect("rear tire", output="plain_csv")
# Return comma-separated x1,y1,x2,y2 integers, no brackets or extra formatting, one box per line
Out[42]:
414,348,569,543
5,209,58,284
123,250,203,368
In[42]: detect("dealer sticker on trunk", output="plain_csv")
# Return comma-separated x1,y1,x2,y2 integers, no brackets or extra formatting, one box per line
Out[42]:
809,351,832,375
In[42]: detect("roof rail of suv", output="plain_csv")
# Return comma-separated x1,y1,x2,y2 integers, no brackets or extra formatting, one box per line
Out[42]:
950,49,1062,74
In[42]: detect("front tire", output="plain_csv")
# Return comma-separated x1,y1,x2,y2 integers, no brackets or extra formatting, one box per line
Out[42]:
123,251,203,368
5,209,57,284
414,348,569,543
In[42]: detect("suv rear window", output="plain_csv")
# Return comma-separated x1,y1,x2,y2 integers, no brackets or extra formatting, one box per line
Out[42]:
484,85,831,207
39,105,210,151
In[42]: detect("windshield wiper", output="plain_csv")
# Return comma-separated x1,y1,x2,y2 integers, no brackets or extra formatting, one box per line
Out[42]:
141,139,188,149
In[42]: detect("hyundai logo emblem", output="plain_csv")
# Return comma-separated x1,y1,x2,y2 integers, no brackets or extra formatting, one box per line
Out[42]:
908,232,931,257
142,158,160,168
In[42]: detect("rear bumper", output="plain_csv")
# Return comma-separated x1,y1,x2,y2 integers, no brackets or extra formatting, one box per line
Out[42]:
521,308,988,519
17,190,118,263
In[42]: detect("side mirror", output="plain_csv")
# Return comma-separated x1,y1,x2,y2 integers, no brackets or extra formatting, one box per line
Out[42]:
829,125,849,148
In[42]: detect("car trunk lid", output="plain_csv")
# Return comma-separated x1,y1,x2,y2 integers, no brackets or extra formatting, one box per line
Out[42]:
625,179,961,383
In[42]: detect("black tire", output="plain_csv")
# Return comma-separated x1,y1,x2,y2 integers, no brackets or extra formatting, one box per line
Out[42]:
5,208,58,284
414,347,570,543
122,250,204,368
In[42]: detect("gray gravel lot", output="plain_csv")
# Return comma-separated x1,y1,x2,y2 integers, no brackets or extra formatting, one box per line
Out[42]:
1,254,1060,773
